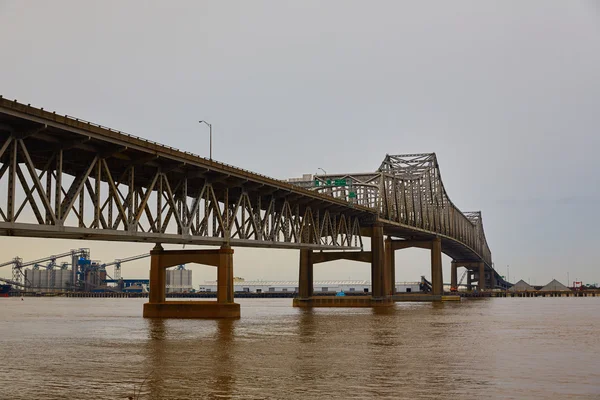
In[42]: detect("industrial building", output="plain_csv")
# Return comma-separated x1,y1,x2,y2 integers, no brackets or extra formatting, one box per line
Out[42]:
24,258,109,292
4,250,151,293
10,250,193,294
166,265,193,293
198,280,421,294
25,268,72,292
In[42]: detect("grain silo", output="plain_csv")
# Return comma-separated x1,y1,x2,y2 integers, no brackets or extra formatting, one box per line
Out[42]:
166,265,193,293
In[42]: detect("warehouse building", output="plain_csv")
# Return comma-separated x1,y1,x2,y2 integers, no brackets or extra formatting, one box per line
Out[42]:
198,280,421,294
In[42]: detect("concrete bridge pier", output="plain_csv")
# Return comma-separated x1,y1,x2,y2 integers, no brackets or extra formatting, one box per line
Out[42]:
387,236,443,296
371,224,389,299
467,271,472,291
479,262,485,291
294,224,393,307
488,270,496,290
451,261,487,291
431,237,443,296
385,237,396,295
297,248,314,299
143,243,240,318
451,262,458,290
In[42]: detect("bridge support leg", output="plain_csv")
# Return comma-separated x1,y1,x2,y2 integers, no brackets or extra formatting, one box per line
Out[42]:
148,245,166,304
431,237,443,296
144,244,240,318
488,271,495,290
298,249,313,299
467,271,472,291
451,262,458,290
217,245,235,304
371,224,386,299
385,237,396,295
478,262,485,292
294,225,392,308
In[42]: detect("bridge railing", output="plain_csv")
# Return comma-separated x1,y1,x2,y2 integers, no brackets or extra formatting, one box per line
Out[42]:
3,96,321,190
60,113,287,184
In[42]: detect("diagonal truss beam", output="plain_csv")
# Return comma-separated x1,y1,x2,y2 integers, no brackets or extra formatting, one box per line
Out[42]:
0,136,362,250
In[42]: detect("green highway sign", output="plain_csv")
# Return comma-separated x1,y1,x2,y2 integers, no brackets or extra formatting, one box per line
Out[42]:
314,178,348,187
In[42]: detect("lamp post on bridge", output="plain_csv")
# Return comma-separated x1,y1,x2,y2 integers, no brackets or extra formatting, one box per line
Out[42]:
314,168,327,188
199,120,213,161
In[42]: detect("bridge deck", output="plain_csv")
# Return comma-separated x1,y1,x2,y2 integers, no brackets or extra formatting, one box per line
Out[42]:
0,97,503,286
0,97,370,250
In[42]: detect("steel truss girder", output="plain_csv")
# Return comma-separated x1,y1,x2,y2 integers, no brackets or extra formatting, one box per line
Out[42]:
0,134,363,250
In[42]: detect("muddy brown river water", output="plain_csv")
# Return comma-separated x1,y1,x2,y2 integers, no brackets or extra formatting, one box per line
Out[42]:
0,297,599,399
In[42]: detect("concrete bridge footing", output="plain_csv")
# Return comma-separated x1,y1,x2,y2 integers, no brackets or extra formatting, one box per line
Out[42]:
295,228,449,307
295,225,395,307
143,243,240,319
451,261,489,291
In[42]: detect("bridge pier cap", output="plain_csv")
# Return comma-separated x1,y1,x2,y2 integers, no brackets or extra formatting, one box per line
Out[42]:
144,243,239,318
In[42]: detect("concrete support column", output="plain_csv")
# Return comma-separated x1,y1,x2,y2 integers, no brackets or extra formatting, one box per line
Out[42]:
71,252,79,291
144,244,240,318
149,243,166,304
217,245,234,304
467,271,472,291
371,224,385,299
385,237,395,295
451,261,458,290
488,271,495,290
431,237,443,295
478,262,485,292
298,249,313,299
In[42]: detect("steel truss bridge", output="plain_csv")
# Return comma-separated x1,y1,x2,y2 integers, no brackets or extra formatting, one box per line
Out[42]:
0,97,507,300
291,153,509,289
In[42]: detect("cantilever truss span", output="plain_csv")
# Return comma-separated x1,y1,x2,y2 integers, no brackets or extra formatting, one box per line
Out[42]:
0,98,367,250
0,97,502,287
296,153,493,267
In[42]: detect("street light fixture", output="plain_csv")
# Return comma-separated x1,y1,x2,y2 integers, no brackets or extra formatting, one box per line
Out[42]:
199,120,212,160
317,167,327,176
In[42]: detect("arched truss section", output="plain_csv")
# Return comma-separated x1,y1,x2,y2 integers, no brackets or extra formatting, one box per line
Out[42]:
313,173,380,209
309,153,492,265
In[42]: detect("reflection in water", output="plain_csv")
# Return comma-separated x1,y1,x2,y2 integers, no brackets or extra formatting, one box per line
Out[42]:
148,318,167,341
212,319,236,399
296,308,316,343
292,309,320,391
142,318,237,399
143,319,167,399
1,297,599,399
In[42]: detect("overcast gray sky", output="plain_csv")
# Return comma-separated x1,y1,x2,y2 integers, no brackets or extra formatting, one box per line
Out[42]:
1,0,599,287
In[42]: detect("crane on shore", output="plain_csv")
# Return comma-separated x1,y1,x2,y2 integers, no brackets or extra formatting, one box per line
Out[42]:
100,253,150,280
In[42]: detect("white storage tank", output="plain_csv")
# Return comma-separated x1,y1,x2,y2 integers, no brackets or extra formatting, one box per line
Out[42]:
25,268,72,292
166,265,193,293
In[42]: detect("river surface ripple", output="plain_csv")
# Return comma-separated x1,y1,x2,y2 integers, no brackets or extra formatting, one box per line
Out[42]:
1,297,599,399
